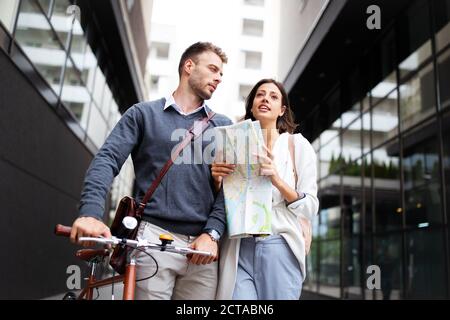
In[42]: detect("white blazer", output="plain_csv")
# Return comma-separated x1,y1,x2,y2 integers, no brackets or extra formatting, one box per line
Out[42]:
216,132,319,300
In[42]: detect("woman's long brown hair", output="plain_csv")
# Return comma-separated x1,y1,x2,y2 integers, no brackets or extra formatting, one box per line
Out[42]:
243,79,298,134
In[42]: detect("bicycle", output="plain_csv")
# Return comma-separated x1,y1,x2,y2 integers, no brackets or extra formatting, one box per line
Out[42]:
54,219,213,300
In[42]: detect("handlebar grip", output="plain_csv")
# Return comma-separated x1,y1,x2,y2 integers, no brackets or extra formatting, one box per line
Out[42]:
55,224,72,237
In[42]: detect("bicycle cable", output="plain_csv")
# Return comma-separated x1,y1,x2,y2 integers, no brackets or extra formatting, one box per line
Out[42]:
93,288,100,300
132,246,159,283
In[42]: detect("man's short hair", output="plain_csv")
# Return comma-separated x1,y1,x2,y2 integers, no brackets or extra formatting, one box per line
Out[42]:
178,42,228,77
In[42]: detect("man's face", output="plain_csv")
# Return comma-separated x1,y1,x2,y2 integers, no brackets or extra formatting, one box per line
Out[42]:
187,51,224,100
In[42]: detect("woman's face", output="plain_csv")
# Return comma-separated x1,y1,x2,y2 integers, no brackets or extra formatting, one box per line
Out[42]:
251,82,286,124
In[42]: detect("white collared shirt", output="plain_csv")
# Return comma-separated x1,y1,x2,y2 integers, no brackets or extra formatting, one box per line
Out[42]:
164,94,207,116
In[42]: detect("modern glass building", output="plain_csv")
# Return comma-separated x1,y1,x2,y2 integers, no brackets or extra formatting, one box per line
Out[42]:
0,0,151,298
283,0,450,299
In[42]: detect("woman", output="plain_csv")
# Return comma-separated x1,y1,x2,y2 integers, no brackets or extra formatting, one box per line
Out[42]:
213,79,319,300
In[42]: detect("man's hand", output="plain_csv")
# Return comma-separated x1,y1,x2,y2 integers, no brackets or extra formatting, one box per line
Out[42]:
188,233,218,265
70,217,112,247
211,163,235,192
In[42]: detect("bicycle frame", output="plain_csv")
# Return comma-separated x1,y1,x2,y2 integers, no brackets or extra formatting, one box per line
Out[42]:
70,250,131,300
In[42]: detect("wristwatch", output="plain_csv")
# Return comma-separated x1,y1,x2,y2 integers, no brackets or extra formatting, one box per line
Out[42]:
205,229,221,242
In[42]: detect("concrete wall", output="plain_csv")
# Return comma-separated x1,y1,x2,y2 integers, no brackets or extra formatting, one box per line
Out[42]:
278,0,329,82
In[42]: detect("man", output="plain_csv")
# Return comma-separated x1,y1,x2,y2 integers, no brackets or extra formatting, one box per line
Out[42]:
70,42,233,299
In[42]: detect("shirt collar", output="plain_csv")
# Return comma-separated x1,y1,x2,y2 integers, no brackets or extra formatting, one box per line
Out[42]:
163,94,208,116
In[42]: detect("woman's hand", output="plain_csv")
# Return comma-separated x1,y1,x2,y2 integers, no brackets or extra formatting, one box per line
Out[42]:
211,163,236,192
255,145,282,187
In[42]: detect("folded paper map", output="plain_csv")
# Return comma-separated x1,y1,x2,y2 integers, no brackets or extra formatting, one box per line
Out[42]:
214,120,272,239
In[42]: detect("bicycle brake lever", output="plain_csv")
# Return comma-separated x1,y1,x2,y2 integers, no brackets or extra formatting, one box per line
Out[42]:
136,237,149,248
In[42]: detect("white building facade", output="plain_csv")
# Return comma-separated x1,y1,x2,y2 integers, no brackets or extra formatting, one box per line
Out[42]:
146,0,281,122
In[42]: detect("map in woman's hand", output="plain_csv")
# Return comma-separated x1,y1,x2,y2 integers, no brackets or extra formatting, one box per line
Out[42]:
214,120,273,238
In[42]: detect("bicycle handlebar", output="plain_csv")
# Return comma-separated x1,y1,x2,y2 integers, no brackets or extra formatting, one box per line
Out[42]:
55,224,71,237
78,236,212,256
54,224,213,257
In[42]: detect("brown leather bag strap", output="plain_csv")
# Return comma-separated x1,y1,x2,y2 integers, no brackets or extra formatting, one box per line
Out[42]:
289,134,313,256
136,111,216,216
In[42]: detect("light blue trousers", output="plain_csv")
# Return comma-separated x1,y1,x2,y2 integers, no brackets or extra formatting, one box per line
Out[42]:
232,235,303,300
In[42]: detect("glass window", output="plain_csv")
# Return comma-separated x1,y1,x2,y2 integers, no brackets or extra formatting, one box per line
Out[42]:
319,129,339,148
150,42,170,59
362,95,370,113
371,71,397,106
402,121,443,227
435,0,450,52
312,212,320,242
343,202,361,238
70,26,87,61
305,213,320,293
374,234,403,300
342,158,363,205
75,45,97,95
242,50,262,69
399,63,436,131
242,19,264,37
18,0,43,14
238,84,252,101
343,237,362,299
108,104,120,131
304,244,319,293
319,116,341,149
82,47,97,92
320,136,341,178
362,110,371,155
86,104,108,149
341,123,362,164
341,162,363,298
405,229,447,299
50,0,73,49
150,75,160,93
126,0,135,12
443,111,450,224
0,0,20,32
70,19,98,89
331,116,342,131
373,141,402,233
109,104,121,129
342,102,361,129
397,0,432,77
363,153,373,235
399,41,432,81
61,59,91,128
92,66,106,107
101,86,113,118
437,48,450,110
52,0,71,16
319,174,341,199
15,0,65,93
312,138,320,153
318,240,341,298
372,90,399,148
38,0,51,16
363,236,374,299
319,206,341,240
